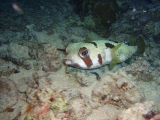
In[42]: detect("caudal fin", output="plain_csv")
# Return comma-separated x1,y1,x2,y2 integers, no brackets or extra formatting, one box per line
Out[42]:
129,35,145,54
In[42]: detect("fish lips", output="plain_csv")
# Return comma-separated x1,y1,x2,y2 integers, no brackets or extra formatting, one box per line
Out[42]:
63,59,81,68
63,59,72,65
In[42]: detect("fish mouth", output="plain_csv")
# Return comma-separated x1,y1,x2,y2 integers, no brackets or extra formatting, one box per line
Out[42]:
63,59,73,65
63,59,81,68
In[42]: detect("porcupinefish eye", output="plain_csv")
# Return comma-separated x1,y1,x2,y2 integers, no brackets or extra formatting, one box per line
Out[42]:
78,47,89,58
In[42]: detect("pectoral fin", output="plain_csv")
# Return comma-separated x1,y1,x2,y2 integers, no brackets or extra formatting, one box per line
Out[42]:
109,63,116,70
109,44,122,70
111,44,122,63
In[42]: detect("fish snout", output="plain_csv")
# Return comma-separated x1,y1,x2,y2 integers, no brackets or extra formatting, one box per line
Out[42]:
63,58,81,68
63,59,73,65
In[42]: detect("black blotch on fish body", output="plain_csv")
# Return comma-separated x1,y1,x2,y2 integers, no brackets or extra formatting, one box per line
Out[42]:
113,41,118,43
87,42,98,48
105,43,115,48
90,72,101,81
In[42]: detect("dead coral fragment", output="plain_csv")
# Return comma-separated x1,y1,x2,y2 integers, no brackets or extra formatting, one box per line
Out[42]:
142,110,157,119
24,102,49,119
22,104,33,117
50,97,68,114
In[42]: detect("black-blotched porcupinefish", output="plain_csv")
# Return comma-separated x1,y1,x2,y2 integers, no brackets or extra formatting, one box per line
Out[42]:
63,40,142,70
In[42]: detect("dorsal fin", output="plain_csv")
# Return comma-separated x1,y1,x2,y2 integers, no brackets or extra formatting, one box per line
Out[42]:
57,48,66,52
57,48,67,55
109,44,122,70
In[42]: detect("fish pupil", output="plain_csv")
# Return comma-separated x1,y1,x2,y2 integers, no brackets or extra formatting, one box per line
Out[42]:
82,51,87,56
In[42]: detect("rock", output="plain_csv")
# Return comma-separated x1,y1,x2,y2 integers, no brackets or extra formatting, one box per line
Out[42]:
26,24,35,31
60,88,81,100
40,44,62,72
91,70,143,108
76,72,95,86
42,44,59,60
117,101,156,120
9,43,30,64
0,43,34,70
0,63,19,76
22,60,32,70
49,60,62,72
70,98,92,120
91,0,119,28
86,104,120,120
11,76,36,94
0,78,18,112
33,62,43,71
70,0,119,35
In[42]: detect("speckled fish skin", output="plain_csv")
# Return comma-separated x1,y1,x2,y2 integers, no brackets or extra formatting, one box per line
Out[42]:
64,40,137,69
